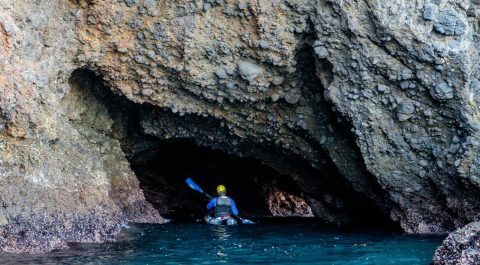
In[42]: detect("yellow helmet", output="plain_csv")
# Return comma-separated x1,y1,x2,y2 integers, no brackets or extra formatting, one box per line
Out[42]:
216,185,226,194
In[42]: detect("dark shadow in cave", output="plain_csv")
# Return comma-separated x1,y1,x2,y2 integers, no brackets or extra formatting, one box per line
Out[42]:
289,38,401,230
68,68,400,230
129,139,307,221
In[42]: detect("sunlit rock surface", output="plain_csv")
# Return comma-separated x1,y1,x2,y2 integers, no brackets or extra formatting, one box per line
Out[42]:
0,0,479,259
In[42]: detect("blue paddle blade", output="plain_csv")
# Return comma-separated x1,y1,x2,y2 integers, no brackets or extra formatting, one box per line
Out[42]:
185,178,204,193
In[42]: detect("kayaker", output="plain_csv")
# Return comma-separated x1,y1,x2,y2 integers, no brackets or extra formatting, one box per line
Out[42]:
205,185,238,225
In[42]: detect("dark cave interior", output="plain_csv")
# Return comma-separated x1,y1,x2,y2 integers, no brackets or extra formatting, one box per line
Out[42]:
129,138,307,221
68,68,400,230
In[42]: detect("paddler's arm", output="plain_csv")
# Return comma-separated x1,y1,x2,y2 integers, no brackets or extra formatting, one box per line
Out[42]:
230,198,239,216
206,197,216,210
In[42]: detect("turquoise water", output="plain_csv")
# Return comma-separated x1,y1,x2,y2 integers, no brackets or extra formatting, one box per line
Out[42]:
0,223,443,264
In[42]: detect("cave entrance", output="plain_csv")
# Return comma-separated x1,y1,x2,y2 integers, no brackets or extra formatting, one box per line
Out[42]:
129,138,314,221
68,68,398,229
68,69,314,223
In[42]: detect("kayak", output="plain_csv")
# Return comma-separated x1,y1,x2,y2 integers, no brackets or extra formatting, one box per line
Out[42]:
185,178,255,225
204,216,238,226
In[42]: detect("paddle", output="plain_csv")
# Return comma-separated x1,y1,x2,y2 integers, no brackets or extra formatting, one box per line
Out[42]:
185,178,255,224
185,177,212,199
237,216,255,224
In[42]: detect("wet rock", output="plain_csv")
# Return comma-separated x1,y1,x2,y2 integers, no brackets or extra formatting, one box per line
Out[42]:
433,222,480,265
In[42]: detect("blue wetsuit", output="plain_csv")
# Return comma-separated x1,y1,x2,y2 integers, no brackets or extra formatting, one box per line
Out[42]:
207,196,239,217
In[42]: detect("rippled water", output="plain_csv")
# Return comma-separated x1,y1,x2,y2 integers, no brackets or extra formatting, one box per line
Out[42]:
0,223,444,264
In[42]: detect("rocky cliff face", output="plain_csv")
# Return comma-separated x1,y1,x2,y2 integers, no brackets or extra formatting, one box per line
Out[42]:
433,221,480,265
1,0,479,258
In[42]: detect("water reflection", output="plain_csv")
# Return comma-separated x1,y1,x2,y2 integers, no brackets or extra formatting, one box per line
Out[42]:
209,225,233,263
211,225,231,241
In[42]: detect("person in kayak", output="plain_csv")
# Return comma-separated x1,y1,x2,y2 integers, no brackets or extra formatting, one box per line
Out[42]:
205,184,238,225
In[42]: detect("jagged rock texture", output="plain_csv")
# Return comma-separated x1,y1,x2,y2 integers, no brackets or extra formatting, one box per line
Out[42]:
0,0,479,260
433,221,480,265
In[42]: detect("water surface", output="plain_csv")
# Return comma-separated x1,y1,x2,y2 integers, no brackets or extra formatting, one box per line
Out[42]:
0,223,443,264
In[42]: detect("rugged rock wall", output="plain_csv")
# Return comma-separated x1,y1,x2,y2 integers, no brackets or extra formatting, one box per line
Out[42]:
0,0,479,257
433,221,480,265
75,0,387,225
0,0,162,253
313,0,480,235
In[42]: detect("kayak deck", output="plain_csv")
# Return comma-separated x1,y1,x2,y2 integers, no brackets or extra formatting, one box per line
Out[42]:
204,216,238,225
